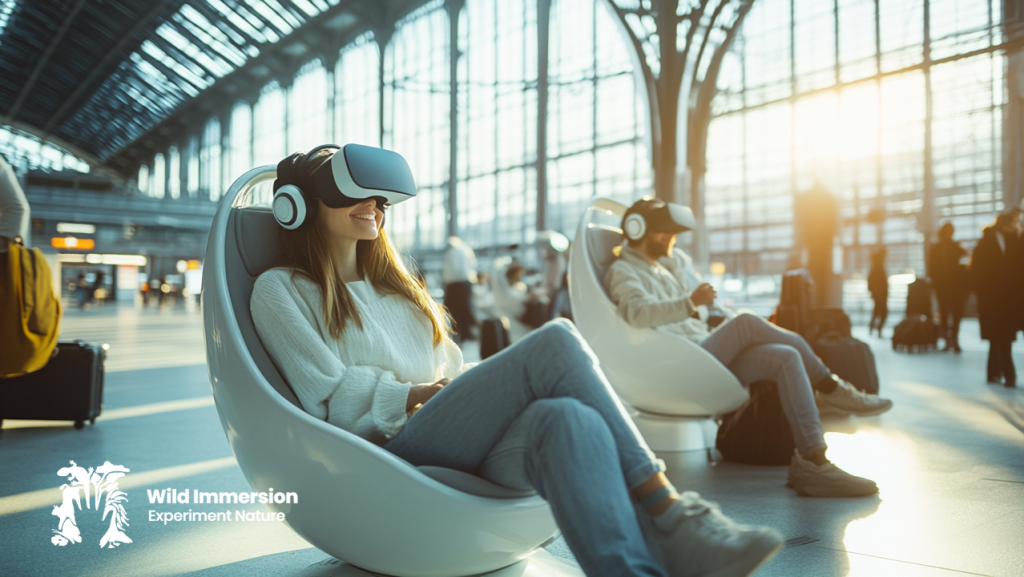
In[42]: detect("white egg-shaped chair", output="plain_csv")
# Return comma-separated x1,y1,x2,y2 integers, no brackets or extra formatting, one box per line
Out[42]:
568,198,749,452
202,166,559,577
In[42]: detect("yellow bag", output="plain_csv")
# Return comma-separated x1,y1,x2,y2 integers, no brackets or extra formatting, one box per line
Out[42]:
1,238,61,377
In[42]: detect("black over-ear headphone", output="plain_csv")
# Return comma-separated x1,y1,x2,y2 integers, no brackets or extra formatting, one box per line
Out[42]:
273,145,340,230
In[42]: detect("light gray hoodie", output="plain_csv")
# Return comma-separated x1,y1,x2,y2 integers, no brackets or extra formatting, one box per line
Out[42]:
603,243,711,343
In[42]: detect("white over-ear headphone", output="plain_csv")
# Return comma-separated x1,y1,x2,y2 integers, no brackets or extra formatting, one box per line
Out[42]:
272,184,308,230
624,212,646,241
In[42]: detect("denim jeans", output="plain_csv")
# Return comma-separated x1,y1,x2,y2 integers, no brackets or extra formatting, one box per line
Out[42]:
386,319,667,577
700,313,829,454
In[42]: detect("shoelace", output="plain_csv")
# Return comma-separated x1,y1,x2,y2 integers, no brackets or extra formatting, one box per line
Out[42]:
677,492,740,540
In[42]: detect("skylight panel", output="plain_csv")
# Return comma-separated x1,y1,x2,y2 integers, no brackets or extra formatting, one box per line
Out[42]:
208,0,273,44
0,0,18,45
140,39,211,92
175,11,250,67
291,0,320,17
246,0,294,37
160,23,235,77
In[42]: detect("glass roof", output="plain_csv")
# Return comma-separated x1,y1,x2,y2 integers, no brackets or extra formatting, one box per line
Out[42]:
61,0,344,160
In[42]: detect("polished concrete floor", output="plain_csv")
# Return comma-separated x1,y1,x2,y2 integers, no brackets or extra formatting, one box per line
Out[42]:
1,302,1022,576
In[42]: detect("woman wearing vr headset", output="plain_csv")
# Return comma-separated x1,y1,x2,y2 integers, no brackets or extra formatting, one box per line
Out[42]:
250,144,783,577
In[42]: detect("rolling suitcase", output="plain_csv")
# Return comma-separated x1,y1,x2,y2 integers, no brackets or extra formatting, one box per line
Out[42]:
0,341,106,429
892,315,939,352
813,335,879,394
779,269,815,334
480,317,511,360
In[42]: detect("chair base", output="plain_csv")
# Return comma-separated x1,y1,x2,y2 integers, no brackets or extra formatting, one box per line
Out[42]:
631,411,718,453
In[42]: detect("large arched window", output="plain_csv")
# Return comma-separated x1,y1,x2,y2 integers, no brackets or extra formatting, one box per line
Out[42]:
167,145,181,199
152,153,166,198
201,117,222,201
457,0,538,249
547,0,651,235
289,60,329,152
186,135,199,199
253,82,286,167
705,0,1004,286
230,101,253,181
334,33,380,147
384,1,450,253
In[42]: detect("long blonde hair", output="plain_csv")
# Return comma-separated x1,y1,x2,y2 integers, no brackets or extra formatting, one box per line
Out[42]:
275,148,451,346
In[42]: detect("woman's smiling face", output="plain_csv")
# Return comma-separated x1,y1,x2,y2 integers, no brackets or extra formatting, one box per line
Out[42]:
317,197,386,242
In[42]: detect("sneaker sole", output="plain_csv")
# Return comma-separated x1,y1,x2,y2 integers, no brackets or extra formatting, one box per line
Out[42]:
704,530,785,577
785,480,878,498
847,402,893,418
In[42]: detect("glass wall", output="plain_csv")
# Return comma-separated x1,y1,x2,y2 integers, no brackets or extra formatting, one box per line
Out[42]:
457,0,538,249
385,1,450,254
334,33,380,147
705,0,1004,286
132,0,652,266
288,60,329,152
0,125,91,173
547,0,650,235
252,82,287,168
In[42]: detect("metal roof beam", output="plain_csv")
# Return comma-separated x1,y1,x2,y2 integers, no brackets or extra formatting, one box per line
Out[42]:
4,0,90,122
43,0,176,134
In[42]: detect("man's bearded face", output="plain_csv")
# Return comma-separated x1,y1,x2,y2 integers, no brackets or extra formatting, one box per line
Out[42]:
644,232,675,259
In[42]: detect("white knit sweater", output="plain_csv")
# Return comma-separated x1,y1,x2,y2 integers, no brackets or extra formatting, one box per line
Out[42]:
251,268,472,444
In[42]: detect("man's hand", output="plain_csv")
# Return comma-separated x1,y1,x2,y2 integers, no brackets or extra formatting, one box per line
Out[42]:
406,377,450,415
690,283,717,307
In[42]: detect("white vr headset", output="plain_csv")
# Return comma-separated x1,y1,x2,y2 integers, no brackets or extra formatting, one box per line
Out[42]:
273,144,418,230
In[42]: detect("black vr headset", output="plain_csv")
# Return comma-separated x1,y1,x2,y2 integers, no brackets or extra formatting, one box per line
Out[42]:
622,198,695,241
272,143,418,230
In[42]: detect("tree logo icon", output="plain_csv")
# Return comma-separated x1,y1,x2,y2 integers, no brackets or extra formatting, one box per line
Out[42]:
50,461,132,548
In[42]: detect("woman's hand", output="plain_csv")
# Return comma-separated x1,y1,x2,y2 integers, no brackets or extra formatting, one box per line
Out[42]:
406,377,450,416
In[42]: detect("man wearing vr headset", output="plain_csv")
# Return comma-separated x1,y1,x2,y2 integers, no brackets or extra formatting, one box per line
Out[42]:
251,146,784,577
605,198,893,498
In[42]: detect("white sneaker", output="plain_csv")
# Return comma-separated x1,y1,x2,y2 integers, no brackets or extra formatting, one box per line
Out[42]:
786,451,878,498
817,378,893,417
814,395,850,418
638,491,783,577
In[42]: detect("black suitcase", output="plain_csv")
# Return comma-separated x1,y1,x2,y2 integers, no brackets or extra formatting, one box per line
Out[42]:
0,341,106,429
892,315,939,352
810,307,851,338
779,269,815,334
813,335,879,394
480,317,511,360
716,381,795,466
906,279,933,319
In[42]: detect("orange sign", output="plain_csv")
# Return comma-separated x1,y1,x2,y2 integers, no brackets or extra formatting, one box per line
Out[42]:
51,236,95,250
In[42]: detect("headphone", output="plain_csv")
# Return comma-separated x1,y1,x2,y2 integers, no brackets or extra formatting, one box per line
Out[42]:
272,144,388,231
624,199,660,241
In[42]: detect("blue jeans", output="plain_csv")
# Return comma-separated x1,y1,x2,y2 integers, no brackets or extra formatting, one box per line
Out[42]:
386,319,667,577
700,313,829,454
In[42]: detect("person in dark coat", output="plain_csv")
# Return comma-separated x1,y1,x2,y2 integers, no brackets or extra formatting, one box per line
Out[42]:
928,222,968,353
969,209,1023,387
867,247,889,338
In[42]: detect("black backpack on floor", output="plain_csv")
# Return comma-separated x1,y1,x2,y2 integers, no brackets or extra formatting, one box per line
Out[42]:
715,381,795,466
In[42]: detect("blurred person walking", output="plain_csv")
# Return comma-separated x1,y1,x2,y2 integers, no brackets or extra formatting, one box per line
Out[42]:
868,247,889,338
442,236,478,343
928,222,968,353
970,209,1024,387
